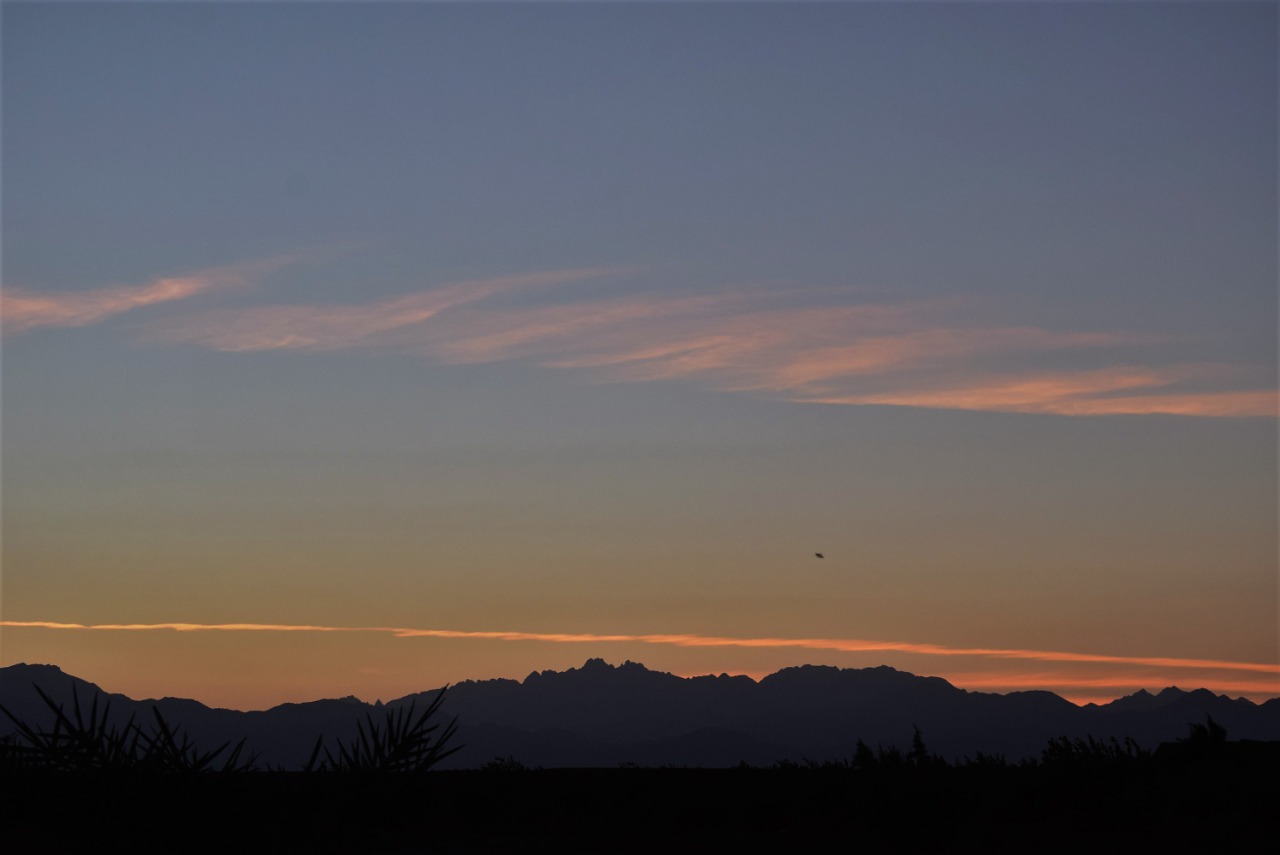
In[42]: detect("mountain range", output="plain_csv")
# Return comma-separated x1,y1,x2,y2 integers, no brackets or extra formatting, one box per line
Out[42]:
3,659,1277,769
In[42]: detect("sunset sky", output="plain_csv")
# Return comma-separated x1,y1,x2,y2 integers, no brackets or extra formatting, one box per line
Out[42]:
2,2,1276,710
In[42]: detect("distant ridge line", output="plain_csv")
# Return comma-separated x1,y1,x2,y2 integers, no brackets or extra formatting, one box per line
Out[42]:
2,659,1278,769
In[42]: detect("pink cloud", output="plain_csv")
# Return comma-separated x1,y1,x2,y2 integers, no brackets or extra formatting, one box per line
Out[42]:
754,328,1130,390
796,367,1278,418
0,256,296,335
426,299,946,381
418,296,1268,417
129,269,1276,419
142,266,630,352
1025,390,1279,418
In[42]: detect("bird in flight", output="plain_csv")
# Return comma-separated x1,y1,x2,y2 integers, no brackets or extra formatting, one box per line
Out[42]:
815,553,824,559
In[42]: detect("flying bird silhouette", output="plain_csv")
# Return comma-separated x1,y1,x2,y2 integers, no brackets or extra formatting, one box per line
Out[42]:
815,553,824,559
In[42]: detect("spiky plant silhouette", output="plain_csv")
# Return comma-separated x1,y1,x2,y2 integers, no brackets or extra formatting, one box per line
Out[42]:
307,687,461,773
1184,714,1227,745
2,680,461,773
1037,734,1149,772
0,683,256,772
0,685,140,771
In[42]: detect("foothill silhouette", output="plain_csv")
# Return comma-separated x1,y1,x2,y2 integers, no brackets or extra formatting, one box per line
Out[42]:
1,660,1276,851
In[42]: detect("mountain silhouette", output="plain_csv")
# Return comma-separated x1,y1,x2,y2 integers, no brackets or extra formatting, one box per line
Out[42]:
3,659,1277,769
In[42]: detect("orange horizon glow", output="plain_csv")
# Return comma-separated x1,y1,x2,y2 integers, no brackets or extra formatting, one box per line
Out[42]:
663,668,1278,707
928,670,1280,697
5,620,1276,683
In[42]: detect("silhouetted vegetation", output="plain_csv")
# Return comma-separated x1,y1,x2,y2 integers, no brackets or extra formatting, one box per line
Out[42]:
1185,713,1227,744
0,681,460,775
849,724,948,770
0,684,254,773
2,701,1275,852
766,727,1153,774
1036,734,1150,772
480,755,533,772
3,685,1266,781
304,688,461,772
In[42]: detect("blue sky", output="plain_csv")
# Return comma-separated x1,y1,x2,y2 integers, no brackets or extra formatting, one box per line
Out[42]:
2,2,1276,708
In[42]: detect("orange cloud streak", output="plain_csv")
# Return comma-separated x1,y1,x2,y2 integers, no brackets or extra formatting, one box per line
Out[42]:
792,366,1279,417
4,620,1276,678
0,256,296,335
1030,390,1278,418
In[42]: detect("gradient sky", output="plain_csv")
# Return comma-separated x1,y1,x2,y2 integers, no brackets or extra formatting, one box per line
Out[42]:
2,2,1277,710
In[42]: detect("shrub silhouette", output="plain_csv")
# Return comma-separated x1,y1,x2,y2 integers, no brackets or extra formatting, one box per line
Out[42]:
306,687,461,772
1037,734,1149,772
1153,714,1234,767
480,755,531,772
1184,714,1227,745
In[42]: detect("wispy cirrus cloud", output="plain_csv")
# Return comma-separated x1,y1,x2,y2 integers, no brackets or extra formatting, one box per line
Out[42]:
415,297,1274,417
0,255,297,335
140,266,631,352
794,367,1280,418
134,269,1276,418
805,385,1279,418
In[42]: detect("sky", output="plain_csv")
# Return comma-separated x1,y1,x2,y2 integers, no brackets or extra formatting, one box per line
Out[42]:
2,1,1277,711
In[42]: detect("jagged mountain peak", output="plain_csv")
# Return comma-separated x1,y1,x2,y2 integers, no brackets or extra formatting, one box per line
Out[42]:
524,658,668,686
578,658,656,674
2,662,66,676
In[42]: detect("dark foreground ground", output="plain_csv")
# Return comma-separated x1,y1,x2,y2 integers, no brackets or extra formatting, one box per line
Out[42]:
3,762,1277,853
